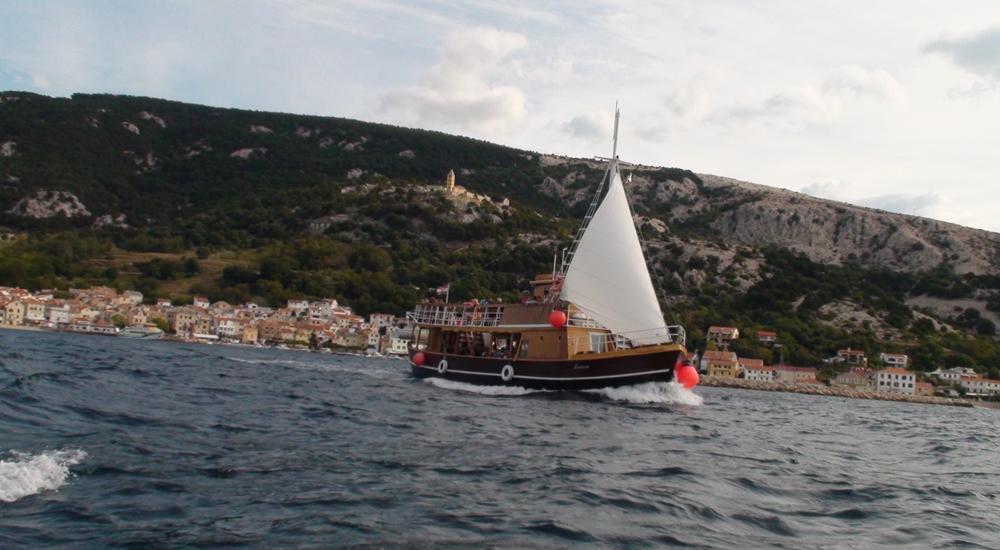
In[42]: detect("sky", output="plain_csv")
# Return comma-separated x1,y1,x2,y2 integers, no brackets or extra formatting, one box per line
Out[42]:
1,0,999,231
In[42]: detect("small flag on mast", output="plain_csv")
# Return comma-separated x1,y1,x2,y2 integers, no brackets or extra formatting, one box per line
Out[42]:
435,283,451,303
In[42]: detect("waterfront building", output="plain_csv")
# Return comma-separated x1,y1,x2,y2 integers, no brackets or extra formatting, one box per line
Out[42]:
743,364,775,381
4,300,25,325
773,365,818,383
47,304,71,325
168,308,199,334
930,367,978,383
833,367,874,389
701,349,738,375
876,368,916,395
959,377,1000,396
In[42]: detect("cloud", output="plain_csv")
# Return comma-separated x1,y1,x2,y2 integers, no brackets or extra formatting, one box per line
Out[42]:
711,86,840,129
379,26,529,133
562,111,611,141
821,66,907,104
709,66,905,129
924,24,1000,81
800,180,847,200
856,193,941,216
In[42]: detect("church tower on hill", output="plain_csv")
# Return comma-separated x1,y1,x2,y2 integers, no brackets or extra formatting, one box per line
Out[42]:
445,169,456,194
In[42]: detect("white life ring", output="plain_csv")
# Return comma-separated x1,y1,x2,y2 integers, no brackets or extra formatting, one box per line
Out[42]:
437,358,448,374
500,364,514,382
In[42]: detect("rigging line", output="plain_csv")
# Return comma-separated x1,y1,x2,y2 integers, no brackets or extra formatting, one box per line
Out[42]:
560,162,612,278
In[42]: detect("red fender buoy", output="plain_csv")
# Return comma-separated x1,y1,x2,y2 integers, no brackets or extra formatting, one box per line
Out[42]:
549,310,567,328
412,351,426,366
676,365,699,389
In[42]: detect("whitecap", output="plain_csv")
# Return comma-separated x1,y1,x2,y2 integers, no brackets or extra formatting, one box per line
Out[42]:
0,449,87,503
226,356,302,365
423,377,548,396
586,382,703,406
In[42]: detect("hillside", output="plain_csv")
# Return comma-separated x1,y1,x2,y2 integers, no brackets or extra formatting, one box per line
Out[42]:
2,91,1000,373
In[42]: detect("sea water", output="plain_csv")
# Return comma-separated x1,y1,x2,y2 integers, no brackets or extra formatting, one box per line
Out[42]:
1,330,997,547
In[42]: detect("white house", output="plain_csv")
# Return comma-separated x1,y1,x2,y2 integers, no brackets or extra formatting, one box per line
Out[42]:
387,337,410,355
879,352,908,368
959,377,1000,396
369,313,395,328
928,367,977,385
47,305,71,325
876,368,916,395
743,365,774,381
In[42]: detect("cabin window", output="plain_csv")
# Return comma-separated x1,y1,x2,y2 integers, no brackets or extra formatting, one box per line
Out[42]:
590,332,606,353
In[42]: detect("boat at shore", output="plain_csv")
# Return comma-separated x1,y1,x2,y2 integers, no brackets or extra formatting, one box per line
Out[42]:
406,109,690,390
118,325,164,339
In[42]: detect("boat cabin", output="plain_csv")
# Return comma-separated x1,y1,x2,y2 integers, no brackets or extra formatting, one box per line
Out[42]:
407,299,680,361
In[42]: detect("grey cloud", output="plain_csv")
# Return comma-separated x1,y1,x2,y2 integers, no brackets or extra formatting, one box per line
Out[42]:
925,25,1000,81
562,113,609,141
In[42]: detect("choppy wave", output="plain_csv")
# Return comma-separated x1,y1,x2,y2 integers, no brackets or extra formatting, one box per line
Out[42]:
0,449,87,503
586,382,704,406
422,377,548,396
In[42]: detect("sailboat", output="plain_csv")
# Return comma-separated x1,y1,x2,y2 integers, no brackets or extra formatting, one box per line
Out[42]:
406,108,689,390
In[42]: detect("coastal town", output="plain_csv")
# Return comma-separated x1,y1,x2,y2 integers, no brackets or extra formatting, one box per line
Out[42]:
0,285,412,356
695,325,1000,401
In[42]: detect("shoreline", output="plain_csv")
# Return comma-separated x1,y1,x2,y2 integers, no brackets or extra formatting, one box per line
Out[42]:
701,375,978,408
0,324,404,360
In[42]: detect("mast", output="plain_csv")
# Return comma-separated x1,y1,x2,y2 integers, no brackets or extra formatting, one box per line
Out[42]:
558,105,618,278
611,102,620,161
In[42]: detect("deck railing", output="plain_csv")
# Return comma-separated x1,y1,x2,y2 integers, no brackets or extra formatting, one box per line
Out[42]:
567,325,686,356
406,303,505,328
407,303,686,348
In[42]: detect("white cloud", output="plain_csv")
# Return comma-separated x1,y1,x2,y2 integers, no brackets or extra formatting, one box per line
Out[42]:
856,193,941,216
379,26,529,133
821,65,908,104
709,66,905,130
800,180,847,200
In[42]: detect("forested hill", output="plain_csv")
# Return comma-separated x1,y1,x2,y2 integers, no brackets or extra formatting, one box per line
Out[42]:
2,91,1000,373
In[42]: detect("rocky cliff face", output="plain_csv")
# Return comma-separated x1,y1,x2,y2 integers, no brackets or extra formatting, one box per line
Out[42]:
7,190,91,218
536,155,1000,276
700,174,998,275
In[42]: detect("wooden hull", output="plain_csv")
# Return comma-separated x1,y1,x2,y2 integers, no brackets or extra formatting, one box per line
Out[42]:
409,347,685,390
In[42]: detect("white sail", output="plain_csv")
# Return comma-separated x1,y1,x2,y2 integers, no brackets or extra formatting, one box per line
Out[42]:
560,165,670,346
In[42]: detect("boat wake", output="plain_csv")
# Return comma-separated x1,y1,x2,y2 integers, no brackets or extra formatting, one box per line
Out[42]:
422,377,549,396
0,449,87,503
586,382,703,406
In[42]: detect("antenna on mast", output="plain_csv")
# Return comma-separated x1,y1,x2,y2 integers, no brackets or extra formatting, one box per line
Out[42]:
611,102,620,160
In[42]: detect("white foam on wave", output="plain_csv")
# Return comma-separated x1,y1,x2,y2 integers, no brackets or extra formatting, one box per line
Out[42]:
227,356,303,366
586,382,704,406
423,377,547,396
0,449,87,503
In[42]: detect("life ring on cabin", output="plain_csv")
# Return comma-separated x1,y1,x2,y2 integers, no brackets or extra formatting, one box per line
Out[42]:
438,358,448,374
500,364,514,382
